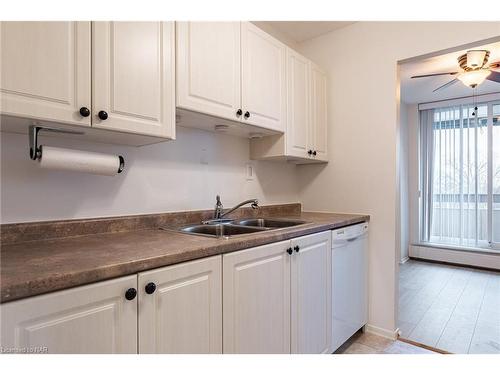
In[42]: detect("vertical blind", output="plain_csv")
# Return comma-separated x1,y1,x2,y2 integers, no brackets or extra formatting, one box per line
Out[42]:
420,101,499,250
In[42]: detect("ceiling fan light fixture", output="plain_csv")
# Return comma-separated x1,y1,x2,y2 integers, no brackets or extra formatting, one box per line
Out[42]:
457,69,491,88
465,50,488,69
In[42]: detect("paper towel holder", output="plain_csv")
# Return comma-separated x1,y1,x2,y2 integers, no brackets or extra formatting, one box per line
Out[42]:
29,125,125,173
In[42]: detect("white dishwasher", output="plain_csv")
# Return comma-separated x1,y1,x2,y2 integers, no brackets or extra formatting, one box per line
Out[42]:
331,222,369,352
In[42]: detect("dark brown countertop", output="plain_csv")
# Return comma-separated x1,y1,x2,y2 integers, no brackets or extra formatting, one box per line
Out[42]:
0,211,369,303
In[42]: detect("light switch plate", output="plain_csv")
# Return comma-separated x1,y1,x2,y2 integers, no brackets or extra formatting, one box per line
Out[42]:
246,163,254,181
200,148,208,165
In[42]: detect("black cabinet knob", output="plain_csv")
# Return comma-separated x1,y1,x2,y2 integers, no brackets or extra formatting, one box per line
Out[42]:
312,151,317,156
236,109,243,117
294,245,300,253
308,150,313,155
79,107,90,117
244,111,250,119
286,247,293,255
145,282,156,295
125,288,137,301
98,110,108,120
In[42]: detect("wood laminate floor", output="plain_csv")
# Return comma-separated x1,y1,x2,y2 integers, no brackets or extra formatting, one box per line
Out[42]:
334,330,437,354
398,259,500,354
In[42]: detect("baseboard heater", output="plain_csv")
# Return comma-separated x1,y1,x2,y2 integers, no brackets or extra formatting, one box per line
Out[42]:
409,244,500,271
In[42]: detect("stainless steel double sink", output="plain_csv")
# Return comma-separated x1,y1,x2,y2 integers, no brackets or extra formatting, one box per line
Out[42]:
176,218,308,238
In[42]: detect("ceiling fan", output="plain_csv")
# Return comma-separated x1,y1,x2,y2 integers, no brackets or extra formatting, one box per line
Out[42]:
411,50,500,92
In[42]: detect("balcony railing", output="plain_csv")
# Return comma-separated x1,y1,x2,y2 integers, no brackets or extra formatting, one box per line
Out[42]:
430,194,500,246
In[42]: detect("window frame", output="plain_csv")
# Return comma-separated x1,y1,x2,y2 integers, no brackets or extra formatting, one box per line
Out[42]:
418,93,500,252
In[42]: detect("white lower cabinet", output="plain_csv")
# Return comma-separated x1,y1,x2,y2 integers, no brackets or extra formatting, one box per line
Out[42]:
223,230,332,354
223,240,291,354
291,231,332,354
0,231,333,354
0,275,137,354
138,255,222,354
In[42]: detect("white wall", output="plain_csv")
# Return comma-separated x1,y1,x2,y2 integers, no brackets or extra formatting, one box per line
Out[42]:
0,127,299,224
297,22,500,334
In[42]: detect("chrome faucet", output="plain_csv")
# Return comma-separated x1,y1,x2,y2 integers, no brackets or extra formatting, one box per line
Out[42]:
214,195,224,219
213,195,259,220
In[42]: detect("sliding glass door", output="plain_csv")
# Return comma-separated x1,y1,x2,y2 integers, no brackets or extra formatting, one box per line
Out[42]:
420,99,500,250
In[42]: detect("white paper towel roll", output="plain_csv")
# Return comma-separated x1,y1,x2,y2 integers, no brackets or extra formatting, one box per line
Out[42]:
38,146,123,176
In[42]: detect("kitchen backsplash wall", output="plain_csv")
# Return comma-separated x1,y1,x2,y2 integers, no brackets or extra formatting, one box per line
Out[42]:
0,126,299,224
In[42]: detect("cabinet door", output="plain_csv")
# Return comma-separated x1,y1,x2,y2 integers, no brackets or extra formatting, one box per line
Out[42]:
176,22,241,121
310,64,328,161
286,49,310,158
291,231,332,354
241,22,286,132
138,256,222,353
0,22,91,126
0,276,137,354
92,22,175,138
223,240,291,353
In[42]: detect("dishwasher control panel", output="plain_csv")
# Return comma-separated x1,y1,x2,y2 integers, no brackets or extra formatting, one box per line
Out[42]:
332,222,368,241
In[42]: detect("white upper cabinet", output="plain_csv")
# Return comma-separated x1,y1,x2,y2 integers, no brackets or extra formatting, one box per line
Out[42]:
138,256,222,354
0,22,91,126
250,49,328,163
176,22,241,121
1,21,175,143
0,275,137,354
241,22,286,132
176,22,286,133
291,231,332,354
92,22,175,138
286,49,310,158
310,63,328,161
1,21,325,152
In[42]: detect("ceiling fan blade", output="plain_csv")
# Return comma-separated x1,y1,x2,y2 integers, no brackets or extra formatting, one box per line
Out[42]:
487,61,500,69
433,78,459,92
411,72,459,79
486,70,500,83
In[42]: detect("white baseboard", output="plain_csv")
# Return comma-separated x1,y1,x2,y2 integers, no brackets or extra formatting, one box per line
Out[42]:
365,324,399,340
399,256,410,264
410,245,500,270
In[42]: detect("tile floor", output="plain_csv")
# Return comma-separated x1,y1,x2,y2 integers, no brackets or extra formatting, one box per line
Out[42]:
334,330,436,354
398,259,500,354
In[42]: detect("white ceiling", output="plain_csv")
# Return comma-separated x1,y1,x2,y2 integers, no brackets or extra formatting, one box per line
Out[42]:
262,21,355,43
400,41,500,104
